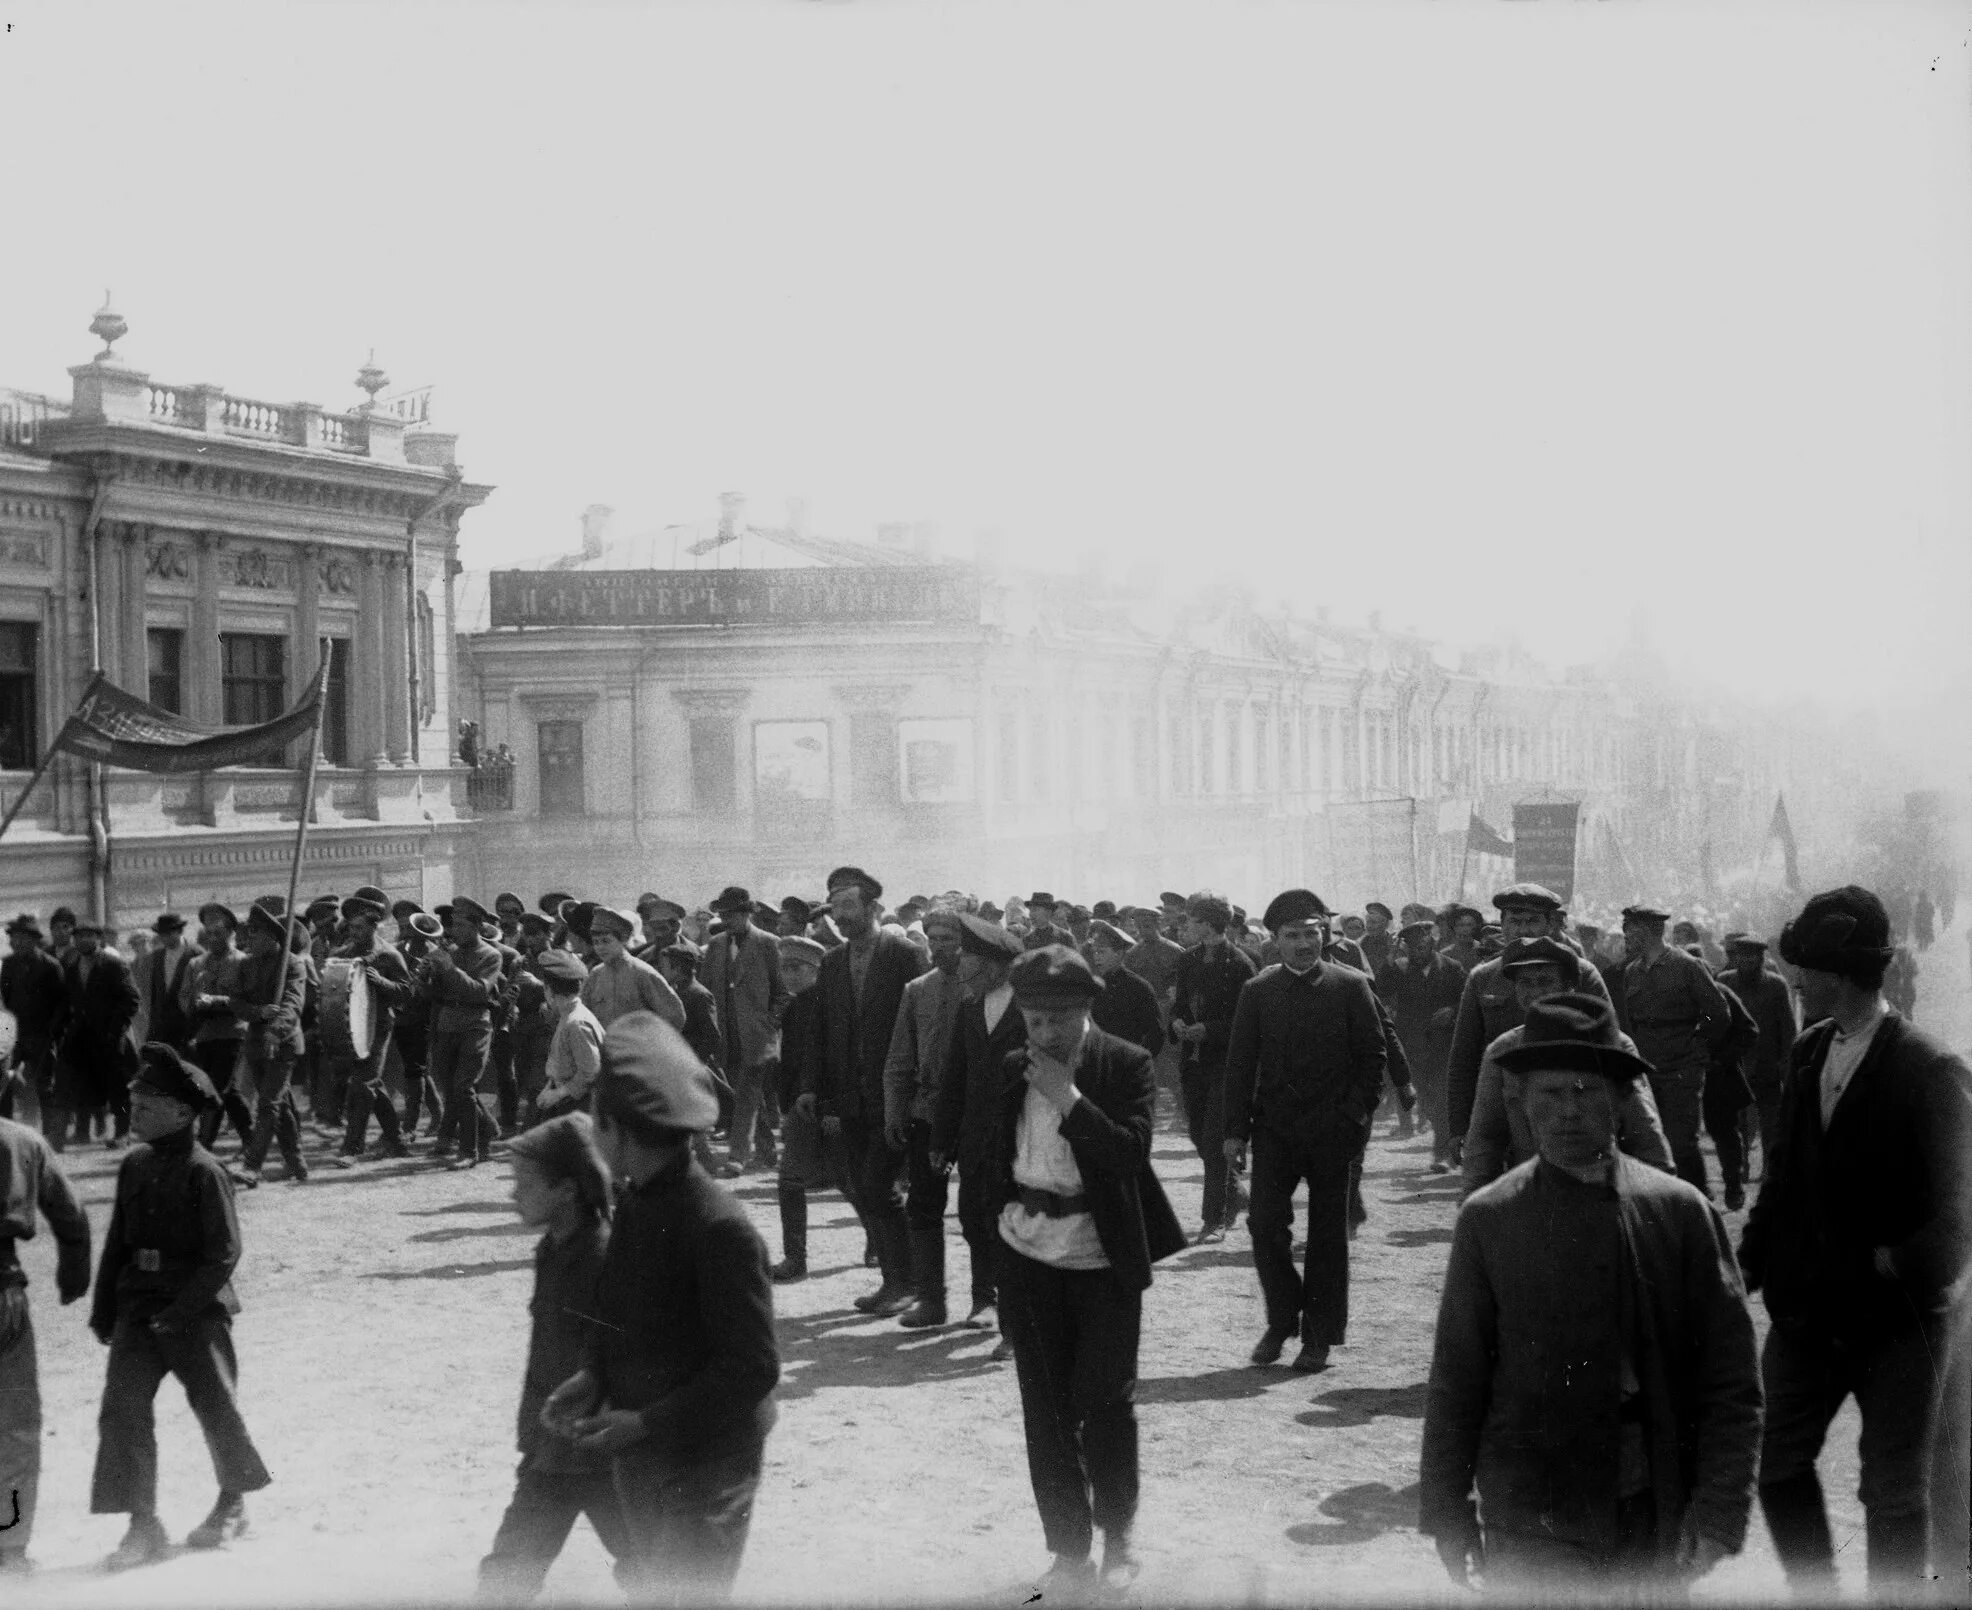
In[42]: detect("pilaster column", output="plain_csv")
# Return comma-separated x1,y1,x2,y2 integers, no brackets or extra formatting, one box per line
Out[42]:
357,551,388,768
292,543,321,766
382,554,411,765
94,523,122,682
191,534,222,724
121,525,147,693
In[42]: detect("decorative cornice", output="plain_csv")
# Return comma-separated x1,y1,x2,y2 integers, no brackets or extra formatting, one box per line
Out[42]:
519,690,600,723
670,687,751,717
833,682,911,713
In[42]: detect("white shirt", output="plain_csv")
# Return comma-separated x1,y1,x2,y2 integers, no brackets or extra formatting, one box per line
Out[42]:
998,1080,1110,1270
982,982,1014,1034
1819,999,1889,1128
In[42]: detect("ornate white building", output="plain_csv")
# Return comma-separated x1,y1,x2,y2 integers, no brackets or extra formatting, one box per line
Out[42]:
0,302,492,925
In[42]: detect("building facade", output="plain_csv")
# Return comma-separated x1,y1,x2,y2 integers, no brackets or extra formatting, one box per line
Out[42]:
0,304,491,926
458,503,1791,914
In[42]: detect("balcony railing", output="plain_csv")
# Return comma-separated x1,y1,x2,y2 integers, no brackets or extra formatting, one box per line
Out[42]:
466,762,514,813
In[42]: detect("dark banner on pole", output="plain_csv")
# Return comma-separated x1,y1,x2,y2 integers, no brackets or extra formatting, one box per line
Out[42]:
1512,801,1580,904
53,665,327,774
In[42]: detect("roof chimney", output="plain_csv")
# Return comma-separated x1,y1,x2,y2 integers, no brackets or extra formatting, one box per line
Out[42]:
718,492,746,540
580,504,613,560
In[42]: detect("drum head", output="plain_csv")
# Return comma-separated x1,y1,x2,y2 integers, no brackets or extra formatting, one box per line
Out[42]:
346,963,373,1058
0,1006,15,1063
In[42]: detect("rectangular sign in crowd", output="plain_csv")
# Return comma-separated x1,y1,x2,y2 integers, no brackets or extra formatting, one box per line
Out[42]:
1512,800,1580,904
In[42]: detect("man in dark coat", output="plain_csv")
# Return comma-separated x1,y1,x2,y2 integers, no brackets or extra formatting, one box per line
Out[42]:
2,914,67,1140
1443,885,1610,1163
1168,893,1256,1243
56,920,141,1149
1086,921,1165,1057
929,915,1028,1338
797,867,927,1315
1616,904,1733,1195
542,1011,779,1606
1222,890,1386,1374
701,887,787,1177
769,935,859,1286
1376,919,1466,1171
1718,932,1796,1180
985,945,1184,1601
1420,993,1762,1595
1739,885,1972,1596
327,897,417,1167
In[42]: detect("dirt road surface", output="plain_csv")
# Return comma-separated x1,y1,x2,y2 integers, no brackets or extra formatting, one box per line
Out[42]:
9,932,1968,1606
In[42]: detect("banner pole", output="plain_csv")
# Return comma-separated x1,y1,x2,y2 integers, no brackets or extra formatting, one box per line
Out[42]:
278,644,331,998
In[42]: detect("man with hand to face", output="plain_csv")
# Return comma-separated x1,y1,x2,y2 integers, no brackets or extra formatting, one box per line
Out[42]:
1222,891,1387,1375
1420,994,1762,1598
988,946,1183,1602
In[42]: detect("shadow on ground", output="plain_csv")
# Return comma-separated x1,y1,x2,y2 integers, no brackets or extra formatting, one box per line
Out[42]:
1295,1381,1430,1428
1382,1226,1456,1248
773,1309,1008,1400
363,1256,534,1282
1284,1480,1422,1546
408,1220,536,1245
1137,1366,1277,1405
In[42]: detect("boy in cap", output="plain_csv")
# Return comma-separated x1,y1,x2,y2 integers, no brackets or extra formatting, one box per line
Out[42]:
477,1113,627,1602
988,945,1184,1598
1420,994,1761,1595
1086,921,1165,1058
541,1012,779,1605
580,909,686,1033
0,1076,92,1574
90,1044,273,1569
227,906,309,1187
1742,886,1972,1595
767,933,853,1283
2,913,67,1140
534,952,605,1121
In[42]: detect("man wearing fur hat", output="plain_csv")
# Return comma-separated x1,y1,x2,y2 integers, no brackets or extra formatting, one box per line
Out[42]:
1741,885,1972,1595
0,1081,92,1574
1223,890,1387,1374
1420,994,1762,1595
987,945,1184,1599
90,1043,273,1569
541,1011,779,1605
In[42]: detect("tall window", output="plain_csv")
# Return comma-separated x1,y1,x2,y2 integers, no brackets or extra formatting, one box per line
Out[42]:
220,632,286,765
146,628,184,714
539,720,585,816
321,637,350,766
0,623,36,770
689,718,736,813
850,714,897,808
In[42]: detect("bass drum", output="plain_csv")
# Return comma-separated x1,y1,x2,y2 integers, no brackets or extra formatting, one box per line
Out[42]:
0,1006,15,1065
319,957,374,1062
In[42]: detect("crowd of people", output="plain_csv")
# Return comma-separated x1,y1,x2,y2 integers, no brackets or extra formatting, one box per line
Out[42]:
0,866,1966,1604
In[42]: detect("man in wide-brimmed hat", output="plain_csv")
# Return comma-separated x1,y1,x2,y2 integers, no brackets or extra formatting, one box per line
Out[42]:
1741,886,1972,1597
1421,992,1762,1596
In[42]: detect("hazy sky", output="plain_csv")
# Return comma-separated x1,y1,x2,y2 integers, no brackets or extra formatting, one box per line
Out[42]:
5,0,1967,713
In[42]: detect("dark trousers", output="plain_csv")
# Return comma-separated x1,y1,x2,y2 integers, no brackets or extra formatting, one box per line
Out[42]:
903,1119,950,1233
1751,1081,1785,1179
0,1289,39,1557
1180,1060,1229,1228
308,1047,345,1127
1757,1314,1953,1590
846,1116,909,1284
725,1061,778,1167
432,1020,498,1159
192,1040,255,1152
339,1049,405,1156
1414,1055,1451,1161
13,1044,60,1149
611,1439,764,1606
514,1031,554,1124
394,1026,442,1134
1248,1123,1355,1346
492,1028,518,1132
1648,1070,1708,1195
1484,1492,1661,1593
240,1045,304,1174
1700,1074,1747,1195
955,1152,999,1311
479,1464,628,1602
91,1312,271,1516
996,1242,1142,1562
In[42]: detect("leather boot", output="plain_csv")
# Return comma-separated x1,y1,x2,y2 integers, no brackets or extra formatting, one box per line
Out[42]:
770,1185,808,1282
898,1222,947,1328
1759,1474,1838,1586
856,1217,915,1316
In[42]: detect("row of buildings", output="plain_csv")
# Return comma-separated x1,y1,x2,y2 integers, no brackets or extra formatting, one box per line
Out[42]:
0,308,1913,930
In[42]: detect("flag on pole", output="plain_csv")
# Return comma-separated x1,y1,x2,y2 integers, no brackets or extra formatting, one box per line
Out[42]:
52,661,330,774
1466,811,1514,858
1767,794,1801,893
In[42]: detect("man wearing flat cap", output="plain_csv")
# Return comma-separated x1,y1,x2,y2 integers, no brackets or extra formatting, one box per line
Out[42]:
1443,884,1611,1169
1086,922,1165,1060
3,914,67,1143
0,1063,92,1573
1222,890,1387,1374
703,888,788,1180
795,867,927,1315
1376,918,1467,1172
1461,938,1673,1196
1420,993,1762,1597
1739,885,1972,1596
1022,894,1070,953
1168,893,1256,1244
540,1011,779,1605
90,1043,274,1568
425,897,510,1171
985,946,1184,1599
1716,933,1795,1181
929,915,1029,1336
634,898,686,965
580,908,685,1036
55,918,141,1151
1615,903,1732,1196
